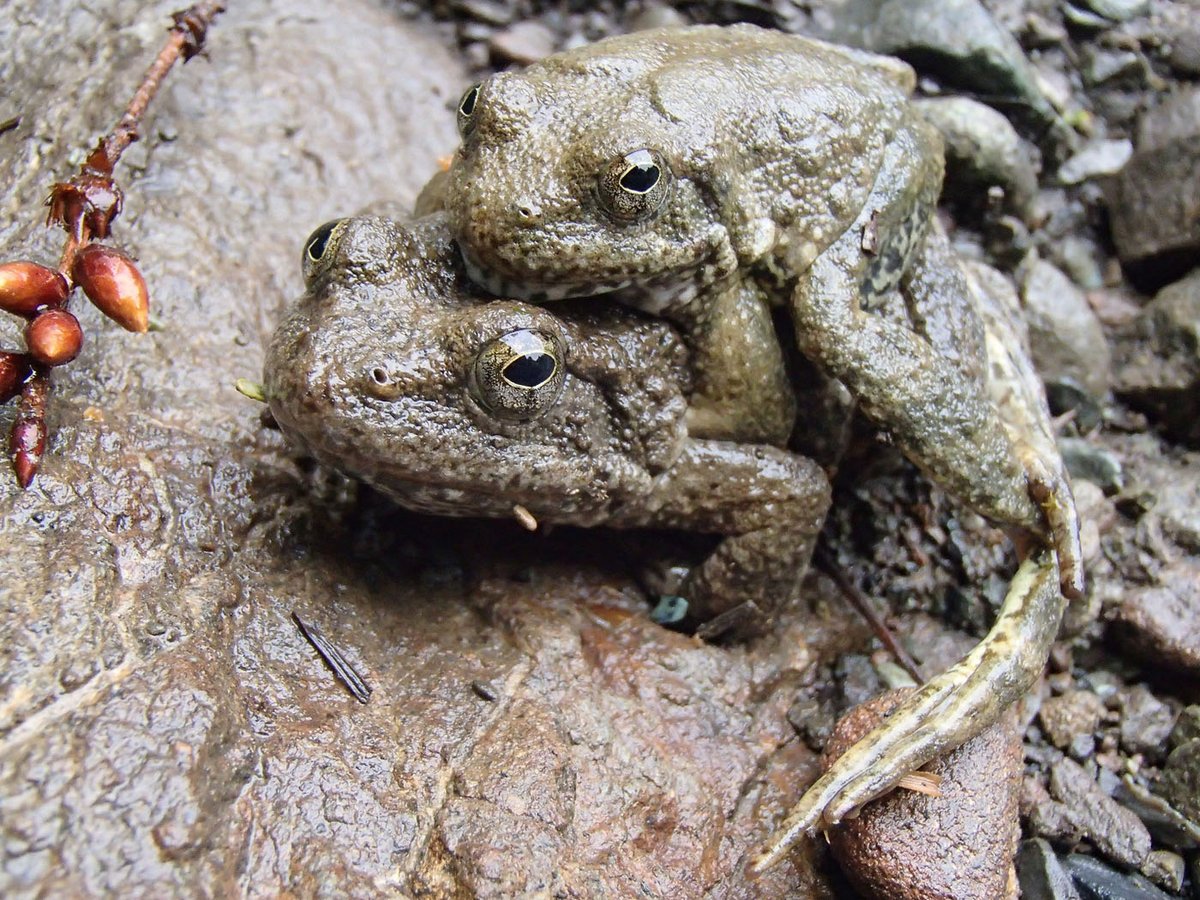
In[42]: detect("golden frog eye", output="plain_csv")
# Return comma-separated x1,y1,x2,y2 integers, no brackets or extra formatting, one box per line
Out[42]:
301,218,349,282
470,329,566,421
598,148,670,224
457,83,481,136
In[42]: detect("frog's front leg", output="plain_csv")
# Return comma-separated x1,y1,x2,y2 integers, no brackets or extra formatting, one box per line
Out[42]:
786,219,1081,597
750,549,1064,873
619,439,830,630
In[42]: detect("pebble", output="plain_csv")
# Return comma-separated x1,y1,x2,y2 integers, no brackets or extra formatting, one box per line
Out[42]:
626,2,687,32
1082,48,1142,85
1058,439,1123,495
914,96,1038,217
1113,268,1200,448
1106,88,1200,287
1039,690,1105,751
1036,757,1151,869
1080,0,1149,22
1017,838,1081,900
1118,685,1176,757
1140,850,1185,893
488,20,557,64
1170,705,1200,750
1114,777,1200,850
1057,139,1133,185
1159,728,1200,824
824,689,1022,900
1114,558,1200,677
1166,21,1200,76
1020,258,1111,400
1062,854,1175,899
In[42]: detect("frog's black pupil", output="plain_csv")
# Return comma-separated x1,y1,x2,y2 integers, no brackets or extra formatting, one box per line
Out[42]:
502,353,555,388
620,163,660,194
460,86,479,117
307,221,337,261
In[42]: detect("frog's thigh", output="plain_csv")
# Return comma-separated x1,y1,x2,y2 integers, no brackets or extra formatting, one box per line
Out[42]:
751,550,1065,873
790,226,1042,533
683,278,796,447
640,439,830,624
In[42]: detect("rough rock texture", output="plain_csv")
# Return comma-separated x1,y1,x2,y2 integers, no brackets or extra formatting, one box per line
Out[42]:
1113,558,1200,677
0,3,840,897
825,689,1023,900
1113,268,1200,449
1106,88,1200,289
1038,689,1106,752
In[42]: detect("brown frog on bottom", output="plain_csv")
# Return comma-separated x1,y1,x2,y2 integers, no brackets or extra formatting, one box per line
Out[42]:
265,203,1074,873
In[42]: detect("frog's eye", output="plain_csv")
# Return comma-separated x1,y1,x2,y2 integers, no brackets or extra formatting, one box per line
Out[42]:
302,218,349,282
470,328,566,421
598,149,670,224
457,83,481,136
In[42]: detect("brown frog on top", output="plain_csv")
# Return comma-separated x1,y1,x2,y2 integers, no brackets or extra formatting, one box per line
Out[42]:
442,23,1083,868
265,206,1073,873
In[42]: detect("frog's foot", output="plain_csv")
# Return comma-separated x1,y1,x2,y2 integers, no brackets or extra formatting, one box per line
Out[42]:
1024,451,1084,600
748,550,1064,875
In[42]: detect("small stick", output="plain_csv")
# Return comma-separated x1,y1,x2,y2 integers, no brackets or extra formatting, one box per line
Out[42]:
292,612,373,704
815,546,926,684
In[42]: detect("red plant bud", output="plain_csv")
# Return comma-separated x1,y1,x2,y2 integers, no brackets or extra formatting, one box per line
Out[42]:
0,352,32,404
10,413,45,489
25,309,83,366
71,244,149,333
0,261,69,317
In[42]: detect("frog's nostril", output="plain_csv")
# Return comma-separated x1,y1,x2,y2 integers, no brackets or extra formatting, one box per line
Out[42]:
364,365,402,400
514,203,541,224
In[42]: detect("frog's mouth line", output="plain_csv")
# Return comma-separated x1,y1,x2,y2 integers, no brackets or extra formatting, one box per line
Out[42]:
462,252,632,303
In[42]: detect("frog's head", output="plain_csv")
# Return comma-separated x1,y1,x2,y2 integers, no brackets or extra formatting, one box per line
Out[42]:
264,214,684,520
445,50,732,305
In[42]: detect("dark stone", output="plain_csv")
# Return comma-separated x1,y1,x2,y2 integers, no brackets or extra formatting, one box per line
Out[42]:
1062,853,1176,900
1045,758,1151,868
1113,559,1200,677
1119,685,1176,758
1018,839,1082,900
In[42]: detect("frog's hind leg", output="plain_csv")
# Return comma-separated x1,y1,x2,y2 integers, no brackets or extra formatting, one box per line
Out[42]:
749,549,1064,874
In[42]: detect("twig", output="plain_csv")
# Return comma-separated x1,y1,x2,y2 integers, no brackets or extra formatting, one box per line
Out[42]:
815,546,926,684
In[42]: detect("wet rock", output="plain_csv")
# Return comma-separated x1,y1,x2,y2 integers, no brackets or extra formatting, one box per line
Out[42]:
1018,838,1082,900
453,0,513,26
1170,705,1200,751
914,96,1038,217
1039,690,1106,751
1020,258,1111,400
1140,850,1185,893
1079,0,1149,22
1113,558,1200,676
1082,48,1142,85
1118,685,1176,757
1166,20,1200,77
1058,439,1123,495
1035,758,1151,869
834,0,1064,147
1159,730,1200,823
825,689,1022,900
488,20,556,64
1057,139,1133,185
1107,88,1200,288
1062,853,1175,900
1114,778,1200,850
1113,268,1200,448
627,2,688,31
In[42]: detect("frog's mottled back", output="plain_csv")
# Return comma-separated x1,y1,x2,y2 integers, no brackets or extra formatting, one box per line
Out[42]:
447,24,921,306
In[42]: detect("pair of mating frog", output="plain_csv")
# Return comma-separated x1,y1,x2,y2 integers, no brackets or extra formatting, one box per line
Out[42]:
265,24,1083,872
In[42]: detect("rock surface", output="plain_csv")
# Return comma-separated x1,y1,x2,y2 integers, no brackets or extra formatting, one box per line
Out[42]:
824,689,1023,900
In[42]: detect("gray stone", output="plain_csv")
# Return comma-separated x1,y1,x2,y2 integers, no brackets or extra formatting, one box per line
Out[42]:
488,20,557,65
1080,0,1149,22
1115,777,1200,850
1058,139,1133,185
1063,854,1176,900
1113,268,1200,448
1140,850,1185,893
1119,685,1176,757
1047,758,1152,868
1160,735,1200,824
1020,258,1111,400
1039,690,1106,751
1166,21,1200,77
1107,89,1200,286
1171,705,1200,750
1082,48,1142,85
1017,839,1082,900
914,96,1038,217
1059,439,1124,495
1114,558,1200,677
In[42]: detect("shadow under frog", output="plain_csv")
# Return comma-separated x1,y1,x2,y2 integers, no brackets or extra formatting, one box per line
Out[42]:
265,211,1069,874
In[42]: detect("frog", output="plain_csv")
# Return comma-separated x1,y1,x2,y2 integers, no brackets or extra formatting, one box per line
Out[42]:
444,22,1082,586
264,209,1073,874
441,23,1084,868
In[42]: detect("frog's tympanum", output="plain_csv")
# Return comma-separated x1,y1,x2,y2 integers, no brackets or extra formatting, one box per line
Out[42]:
269,24,1086,876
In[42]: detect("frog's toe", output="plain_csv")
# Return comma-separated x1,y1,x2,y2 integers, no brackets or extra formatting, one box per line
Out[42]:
1024,452,1084,600
749,550,1064,875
